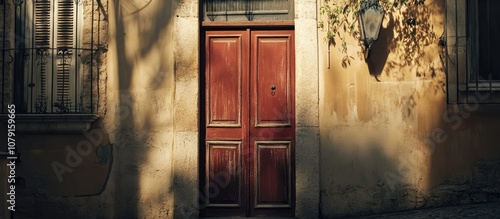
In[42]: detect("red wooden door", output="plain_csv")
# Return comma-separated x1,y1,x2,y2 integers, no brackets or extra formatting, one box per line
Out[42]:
202,30,295,217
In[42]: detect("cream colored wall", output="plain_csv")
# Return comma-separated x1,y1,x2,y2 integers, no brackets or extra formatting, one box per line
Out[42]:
9,0,323,217
319,0,500,217
171,0,200,218
5,0,115,218
12,0,177,218
105,0,177,218
15,0,500,217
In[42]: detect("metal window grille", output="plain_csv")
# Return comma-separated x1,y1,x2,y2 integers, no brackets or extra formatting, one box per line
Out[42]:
1,0,104,113
445,0,500,104
204,0,293,21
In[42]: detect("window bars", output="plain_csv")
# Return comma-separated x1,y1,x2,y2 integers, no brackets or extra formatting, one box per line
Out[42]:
205,0,291,21
1,0,104,113
445,0,500,104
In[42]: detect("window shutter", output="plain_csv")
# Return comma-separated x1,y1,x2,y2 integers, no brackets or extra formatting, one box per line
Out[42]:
34,0,51,112
57,0,74,48
31,0,77,112
35,0,50,48
56,0,75,111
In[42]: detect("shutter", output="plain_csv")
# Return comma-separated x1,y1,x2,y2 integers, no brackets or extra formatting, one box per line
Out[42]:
56,0,75,111
35,0,50,48
34,0,51,112
31,0,76,112
57,0,74,48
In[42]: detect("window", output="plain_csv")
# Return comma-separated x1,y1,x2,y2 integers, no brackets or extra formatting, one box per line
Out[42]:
1,0,102,113
471,0,500,82
446,0,500,104
203,0,293,22
25,0,82,113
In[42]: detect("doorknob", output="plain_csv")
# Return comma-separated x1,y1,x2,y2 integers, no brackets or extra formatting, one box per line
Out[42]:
270,85,277,90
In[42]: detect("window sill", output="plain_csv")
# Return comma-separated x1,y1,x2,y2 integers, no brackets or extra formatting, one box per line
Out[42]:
4,114,99,134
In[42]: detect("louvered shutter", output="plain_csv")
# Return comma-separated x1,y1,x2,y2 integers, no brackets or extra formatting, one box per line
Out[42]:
35,1,50,48
33,0,51,112
28,0,79,112
56,0,75,111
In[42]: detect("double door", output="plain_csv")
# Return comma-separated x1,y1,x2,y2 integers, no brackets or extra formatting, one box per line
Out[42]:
202,30,295,217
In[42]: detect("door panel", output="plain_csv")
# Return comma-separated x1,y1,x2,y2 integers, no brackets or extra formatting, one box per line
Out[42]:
204,30,249,217
206,35,244,127
254,141,292,208
254,36,293,127
206,141,242,207
250,30,295,217
203,29,294,217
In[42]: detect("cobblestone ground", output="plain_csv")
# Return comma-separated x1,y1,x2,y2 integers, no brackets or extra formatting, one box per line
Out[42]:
348,202,500,219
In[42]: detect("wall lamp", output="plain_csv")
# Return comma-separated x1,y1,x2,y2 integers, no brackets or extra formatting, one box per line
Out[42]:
359,0,385,59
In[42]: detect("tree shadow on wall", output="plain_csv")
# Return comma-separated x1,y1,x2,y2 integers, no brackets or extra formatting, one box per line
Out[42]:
369,1,446,119
111,0,174,218
383,2,441,81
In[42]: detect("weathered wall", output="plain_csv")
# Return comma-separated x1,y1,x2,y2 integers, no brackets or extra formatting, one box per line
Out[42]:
318,0,500,217
6,0,323,217
10,0,499,218
295,0,320,217
7,0,114,218
12,0,180,218
105,0,177,217
171,0,200,218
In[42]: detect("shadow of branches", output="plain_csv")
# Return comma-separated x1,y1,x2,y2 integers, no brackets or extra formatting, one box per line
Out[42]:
111,0,174,217
383,1,443,83
380,1,446,118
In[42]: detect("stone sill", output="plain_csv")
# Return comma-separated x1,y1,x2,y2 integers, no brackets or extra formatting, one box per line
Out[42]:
3,114,99,134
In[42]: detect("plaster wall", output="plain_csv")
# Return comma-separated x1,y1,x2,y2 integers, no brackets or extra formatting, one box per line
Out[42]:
5,0,319,217
3,0,115,218
98,0,178,217
6,0,500,218
318,0,500,217
13,0,179,218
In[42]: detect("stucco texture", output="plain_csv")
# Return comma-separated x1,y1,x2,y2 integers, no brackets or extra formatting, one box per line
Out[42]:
5,0,500,218
318,0,500,217
13,0,179,218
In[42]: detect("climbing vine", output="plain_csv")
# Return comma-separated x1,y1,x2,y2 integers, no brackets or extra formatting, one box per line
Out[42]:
319,0,426,67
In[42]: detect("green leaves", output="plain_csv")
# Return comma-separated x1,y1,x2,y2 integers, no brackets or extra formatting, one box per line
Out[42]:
319,1,361,44
319,0,426,67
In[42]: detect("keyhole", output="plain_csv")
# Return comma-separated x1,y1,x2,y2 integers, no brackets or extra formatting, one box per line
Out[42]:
271,85,276,96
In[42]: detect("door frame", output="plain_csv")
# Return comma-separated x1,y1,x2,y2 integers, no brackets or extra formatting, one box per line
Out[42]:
199,27,295,217
170,1,320,218
192,5,320,217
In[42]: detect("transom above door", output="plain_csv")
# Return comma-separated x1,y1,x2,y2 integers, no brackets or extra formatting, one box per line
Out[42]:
201,29,295,217
202,0,294,22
